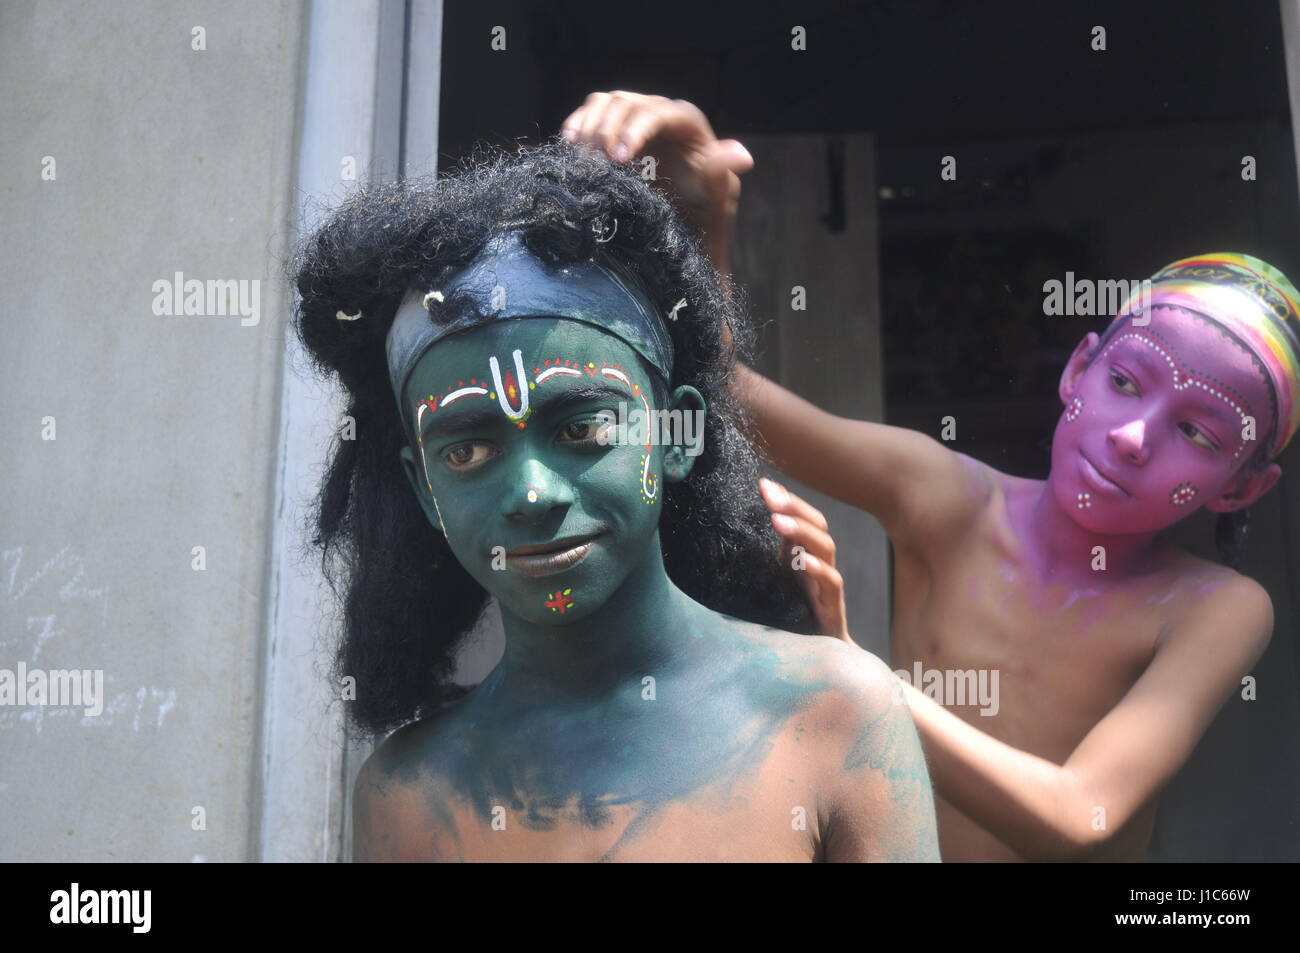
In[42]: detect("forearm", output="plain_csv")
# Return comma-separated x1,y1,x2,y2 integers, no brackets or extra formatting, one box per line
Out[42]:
736,363,918,529
658,172,734,276
734,362,800,464
700,209,732,276
733,363,845,488
899,681,1100,860
682,184,837,487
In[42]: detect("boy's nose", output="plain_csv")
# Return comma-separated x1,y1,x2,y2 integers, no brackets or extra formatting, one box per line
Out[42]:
502,457,573,522
1108,418,1149,464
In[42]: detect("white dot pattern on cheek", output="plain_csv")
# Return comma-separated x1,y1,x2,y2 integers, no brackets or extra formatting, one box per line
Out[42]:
1100,331,1255,463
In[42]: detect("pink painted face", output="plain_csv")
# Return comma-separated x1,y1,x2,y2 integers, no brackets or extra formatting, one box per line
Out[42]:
1049,305,1276,534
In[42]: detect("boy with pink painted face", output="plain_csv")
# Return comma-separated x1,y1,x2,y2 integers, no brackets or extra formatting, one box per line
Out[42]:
563,91,1300,860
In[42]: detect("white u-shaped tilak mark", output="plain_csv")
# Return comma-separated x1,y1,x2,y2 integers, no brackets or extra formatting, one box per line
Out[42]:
489,349,530,420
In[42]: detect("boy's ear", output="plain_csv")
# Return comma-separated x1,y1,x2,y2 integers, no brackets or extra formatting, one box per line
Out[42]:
399,444,446,534
661,385,707,483
1059,331,1101,403
1205,461,1282,513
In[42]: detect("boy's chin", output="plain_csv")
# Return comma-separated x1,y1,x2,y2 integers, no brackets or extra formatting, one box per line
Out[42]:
1052,481,1126,531
503,598,600,625
1054,487,1180,536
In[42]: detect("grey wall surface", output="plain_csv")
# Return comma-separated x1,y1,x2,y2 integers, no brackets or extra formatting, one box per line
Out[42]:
0,0,307,862
732,133,890,657
0,0,452,864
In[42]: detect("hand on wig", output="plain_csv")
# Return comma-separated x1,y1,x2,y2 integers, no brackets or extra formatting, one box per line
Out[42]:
561,91,753,358
561,90,753,217
758,477,852,643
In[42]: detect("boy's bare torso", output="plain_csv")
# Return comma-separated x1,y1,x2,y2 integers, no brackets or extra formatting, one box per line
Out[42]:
363,705,826,862
891,457,1234,861
354,622,937,862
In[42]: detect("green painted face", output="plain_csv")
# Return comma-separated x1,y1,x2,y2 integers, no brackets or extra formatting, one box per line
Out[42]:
398,318,704,625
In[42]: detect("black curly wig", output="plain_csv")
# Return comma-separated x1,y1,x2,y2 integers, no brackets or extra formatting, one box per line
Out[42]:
290,137,816,738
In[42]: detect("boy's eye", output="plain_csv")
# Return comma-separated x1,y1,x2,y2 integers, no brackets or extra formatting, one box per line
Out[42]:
1109,368,1138,394
443,441,497,471
557,413,616,446
1178,421,1217,451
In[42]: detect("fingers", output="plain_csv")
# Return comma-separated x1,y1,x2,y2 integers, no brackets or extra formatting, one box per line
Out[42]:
760,478,833,555
759,478,851,642
770,510,837,570
759,477,830,532
562,90,713,165
590,95,638,158
796,550,850,643
563,91,663,161
714,138,756,175
617,107,666,163
571,92,618,151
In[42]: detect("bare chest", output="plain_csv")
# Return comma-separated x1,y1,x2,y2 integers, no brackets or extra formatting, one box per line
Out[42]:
892,542,1166,760
402,712,826,861
440,787,819,862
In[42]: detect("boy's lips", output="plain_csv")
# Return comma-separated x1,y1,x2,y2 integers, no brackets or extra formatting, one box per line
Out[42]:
505,532,604,577
1079,452,1130,497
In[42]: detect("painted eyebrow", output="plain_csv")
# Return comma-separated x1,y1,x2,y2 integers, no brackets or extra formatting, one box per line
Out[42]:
537,382,633,406
418,382,634,440
419,405,499,440
1111,344,1156,375
1186,396,1241,426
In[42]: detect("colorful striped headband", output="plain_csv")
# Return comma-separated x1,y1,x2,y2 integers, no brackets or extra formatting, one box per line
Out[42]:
1112,252,1300,457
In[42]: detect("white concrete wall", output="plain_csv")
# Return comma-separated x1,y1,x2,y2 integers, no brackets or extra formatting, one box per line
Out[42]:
0,0,309,861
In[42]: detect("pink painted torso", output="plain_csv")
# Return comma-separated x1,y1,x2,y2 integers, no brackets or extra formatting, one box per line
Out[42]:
890,463,1231,861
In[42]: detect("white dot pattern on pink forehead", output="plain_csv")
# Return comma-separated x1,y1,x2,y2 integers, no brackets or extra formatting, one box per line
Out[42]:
1100,331,1254,462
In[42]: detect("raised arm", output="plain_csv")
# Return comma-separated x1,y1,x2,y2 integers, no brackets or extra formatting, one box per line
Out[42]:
561,90,751,271
563,91,989,550
737,364,991,546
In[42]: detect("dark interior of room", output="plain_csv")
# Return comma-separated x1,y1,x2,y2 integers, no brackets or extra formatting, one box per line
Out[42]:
434,0,1300,859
